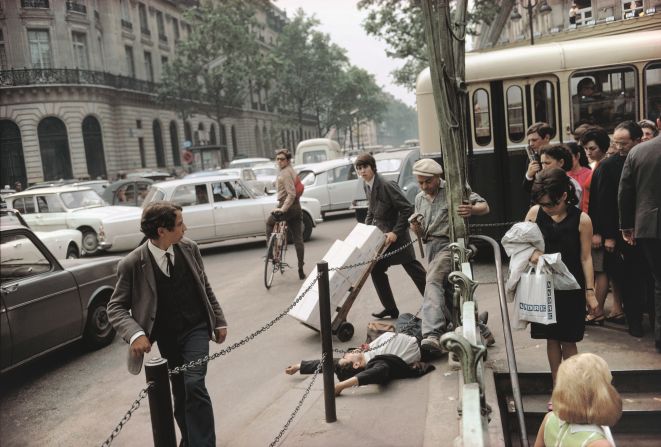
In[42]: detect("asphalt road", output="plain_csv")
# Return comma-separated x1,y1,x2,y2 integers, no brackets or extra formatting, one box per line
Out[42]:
1,210,424,447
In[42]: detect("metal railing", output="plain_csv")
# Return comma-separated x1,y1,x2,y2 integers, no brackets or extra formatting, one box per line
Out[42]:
66,1,86,14
21,0,49,8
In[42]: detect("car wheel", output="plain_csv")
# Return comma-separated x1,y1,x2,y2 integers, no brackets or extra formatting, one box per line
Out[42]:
302,212,313,242
84,299,116,349
66,244,79,259
81,229,99,253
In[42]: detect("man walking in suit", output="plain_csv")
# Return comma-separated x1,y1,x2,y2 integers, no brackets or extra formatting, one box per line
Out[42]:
619,126,661,353
354,153,427,319
108,201,227,446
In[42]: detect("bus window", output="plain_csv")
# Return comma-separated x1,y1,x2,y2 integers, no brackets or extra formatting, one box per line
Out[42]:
570,67,637,133
533,81,556,138
472,89,491,146
644,62,661,121
506,86,525,142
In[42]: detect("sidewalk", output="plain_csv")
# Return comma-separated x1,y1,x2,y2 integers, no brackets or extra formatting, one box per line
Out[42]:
242,263,661,447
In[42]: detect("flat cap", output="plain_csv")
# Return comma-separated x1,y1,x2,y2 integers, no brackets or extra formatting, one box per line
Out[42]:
412,158,443,176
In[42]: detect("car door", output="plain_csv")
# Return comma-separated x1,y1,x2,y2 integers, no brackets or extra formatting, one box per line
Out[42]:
0,230,82,368
9,196,39,228
0,295,10,371
301,171,330,211
211,180,264,238
327,164,358,210
169,183,215,242
31,194,69,231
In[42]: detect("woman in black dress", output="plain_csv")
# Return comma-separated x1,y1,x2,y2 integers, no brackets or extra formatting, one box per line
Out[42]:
524,168,599,386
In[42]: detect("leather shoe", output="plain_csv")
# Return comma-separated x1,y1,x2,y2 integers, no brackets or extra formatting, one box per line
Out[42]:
656,340,661,354
371,309,399,319
628,324,644,338
298,268,306,280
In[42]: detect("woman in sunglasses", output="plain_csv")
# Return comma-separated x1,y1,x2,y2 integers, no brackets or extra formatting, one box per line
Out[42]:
525,168,599,405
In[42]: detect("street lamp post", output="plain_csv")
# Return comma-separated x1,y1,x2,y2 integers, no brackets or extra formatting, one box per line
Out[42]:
511,0,552,45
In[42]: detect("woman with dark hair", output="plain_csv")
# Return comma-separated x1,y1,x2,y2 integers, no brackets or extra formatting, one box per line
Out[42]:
539,144,583,205
565,142,591,187
525,168,599,402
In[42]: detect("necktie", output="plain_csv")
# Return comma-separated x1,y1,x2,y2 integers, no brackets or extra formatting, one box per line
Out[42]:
165,252,174,277
366,184,372,198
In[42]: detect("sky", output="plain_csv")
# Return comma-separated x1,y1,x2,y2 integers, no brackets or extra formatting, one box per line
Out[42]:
274,0,417,107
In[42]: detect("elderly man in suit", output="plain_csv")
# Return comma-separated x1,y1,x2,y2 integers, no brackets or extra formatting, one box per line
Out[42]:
619,127,661,353
107,201,227,446
355,153,427,319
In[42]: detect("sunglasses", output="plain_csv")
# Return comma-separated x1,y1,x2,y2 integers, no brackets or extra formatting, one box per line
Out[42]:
275,157,287,161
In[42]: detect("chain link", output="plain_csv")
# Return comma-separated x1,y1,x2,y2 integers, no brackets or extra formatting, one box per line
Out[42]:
269,353,325,447
329,237,418,273
100,382,153,447
468,221,517,229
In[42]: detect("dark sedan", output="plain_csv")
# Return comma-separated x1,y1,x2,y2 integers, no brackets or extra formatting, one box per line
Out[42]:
0,225,120,373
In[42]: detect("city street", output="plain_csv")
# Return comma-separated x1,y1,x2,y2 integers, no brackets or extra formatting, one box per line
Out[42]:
0,211,423,446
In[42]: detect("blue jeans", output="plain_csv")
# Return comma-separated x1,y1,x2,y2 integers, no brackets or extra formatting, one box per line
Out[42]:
158,322,215,447
421,239,453,338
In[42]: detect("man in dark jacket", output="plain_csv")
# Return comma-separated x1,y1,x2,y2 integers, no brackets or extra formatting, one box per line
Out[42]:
619,128,661,352
354,153,427,320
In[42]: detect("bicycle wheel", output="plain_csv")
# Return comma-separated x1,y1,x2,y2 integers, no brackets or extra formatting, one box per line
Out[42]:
264,235,277,289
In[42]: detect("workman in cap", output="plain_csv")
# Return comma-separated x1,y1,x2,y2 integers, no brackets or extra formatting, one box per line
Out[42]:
409,158,490,354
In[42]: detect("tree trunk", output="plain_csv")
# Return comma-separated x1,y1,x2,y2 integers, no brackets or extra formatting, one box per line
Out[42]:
420,0,470,241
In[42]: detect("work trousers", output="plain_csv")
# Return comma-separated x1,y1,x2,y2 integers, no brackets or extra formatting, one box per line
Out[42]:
640,238,661,343
266,200,304,269
158,322,215,447
421,238,454,338
371,257,426,312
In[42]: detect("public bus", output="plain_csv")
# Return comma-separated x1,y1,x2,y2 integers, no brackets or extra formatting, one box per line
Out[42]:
416,30,661,237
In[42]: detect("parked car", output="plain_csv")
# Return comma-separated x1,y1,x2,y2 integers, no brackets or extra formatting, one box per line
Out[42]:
72,180,111,196
126,170,172,182
228,157,270,169
294,138,343,165
350,148,420,222
297,159,359,217
97,175,323,252
1,209,82,259
0,224,119,373
185,168,269,194
4,186,142,253
102,178,154,207
251,162,278,194
26,179,79,190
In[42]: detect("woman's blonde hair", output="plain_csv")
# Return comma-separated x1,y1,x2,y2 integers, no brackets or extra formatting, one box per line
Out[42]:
552,353,622,426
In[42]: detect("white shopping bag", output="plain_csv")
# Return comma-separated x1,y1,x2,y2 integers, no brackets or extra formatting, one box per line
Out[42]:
514,266,556,325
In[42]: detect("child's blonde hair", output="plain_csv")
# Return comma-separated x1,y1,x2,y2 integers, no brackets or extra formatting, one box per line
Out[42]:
552,353,622,426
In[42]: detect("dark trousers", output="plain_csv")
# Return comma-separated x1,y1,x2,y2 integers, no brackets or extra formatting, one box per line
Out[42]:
371,258,426,312
266,201,304,269
640,238,661,343
157,322,215,447
610,241,648,330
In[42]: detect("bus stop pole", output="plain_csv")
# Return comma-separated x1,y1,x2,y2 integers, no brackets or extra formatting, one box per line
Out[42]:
317,261,337,423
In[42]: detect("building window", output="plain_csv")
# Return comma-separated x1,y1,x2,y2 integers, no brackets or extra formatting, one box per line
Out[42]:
28,29,52,69
644,62,661,121
472,89,491,146
0,30,8,70
120,0,132,29
161,55,168,67
623,1,643,18
138,3,149,36
21,0,49,8
72,32,89,69
173,18,180,42
97,35,105,70
144,51,153,82
506,86,525,143
125,45,135,77
156,11,166,42
533,81,557,137
66,0,87,14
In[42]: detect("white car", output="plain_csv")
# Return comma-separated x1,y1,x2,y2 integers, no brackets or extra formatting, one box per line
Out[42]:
4,187,142,253
1,209,83,259
228,157,271,169
251,162,278,194
185,168,269,195
297,159,359,217
97,175,323,252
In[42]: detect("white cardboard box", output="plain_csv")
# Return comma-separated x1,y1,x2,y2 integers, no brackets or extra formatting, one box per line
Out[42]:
342,223,384,285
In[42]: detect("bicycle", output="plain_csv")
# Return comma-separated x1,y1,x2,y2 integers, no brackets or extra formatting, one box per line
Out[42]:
264,211,290,289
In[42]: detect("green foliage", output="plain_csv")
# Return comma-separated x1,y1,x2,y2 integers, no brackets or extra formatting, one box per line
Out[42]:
377,93,419,146
357,0,497,90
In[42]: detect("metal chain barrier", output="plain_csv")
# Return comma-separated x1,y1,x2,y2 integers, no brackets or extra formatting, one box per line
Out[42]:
469,221,517,230
269,353,325,447
100,382,154,447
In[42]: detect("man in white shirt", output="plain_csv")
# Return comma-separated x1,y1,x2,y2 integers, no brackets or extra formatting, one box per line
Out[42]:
108,201,227,447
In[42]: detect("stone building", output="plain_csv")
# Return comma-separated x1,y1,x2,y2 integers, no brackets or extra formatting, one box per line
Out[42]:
0,0,317,187
473,0,660,50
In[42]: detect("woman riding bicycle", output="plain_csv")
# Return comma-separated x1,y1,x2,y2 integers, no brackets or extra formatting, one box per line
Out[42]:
266,149,305,280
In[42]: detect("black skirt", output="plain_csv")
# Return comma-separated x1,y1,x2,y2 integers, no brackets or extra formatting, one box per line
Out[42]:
530,289,585,342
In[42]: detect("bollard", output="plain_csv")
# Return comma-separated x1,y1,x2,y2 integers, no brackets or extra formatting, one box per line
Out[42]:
144,357,177,447
317,261,337,423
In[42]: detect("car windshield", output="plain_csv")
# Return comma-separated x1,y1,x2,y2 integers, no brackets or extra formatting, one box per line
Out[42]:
376,159,402,173
218,169,241,177
59,190,106,209
142,187,165,206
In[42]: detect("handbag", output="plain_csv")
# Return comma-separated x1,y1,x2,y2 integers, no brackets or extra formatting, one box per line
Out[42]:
514,265,556,325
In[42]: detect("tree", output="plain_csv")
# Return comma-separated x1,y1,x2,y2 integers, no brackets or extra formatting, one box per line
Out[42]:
377,93,418,147
358,0,498,90
157,0,263,163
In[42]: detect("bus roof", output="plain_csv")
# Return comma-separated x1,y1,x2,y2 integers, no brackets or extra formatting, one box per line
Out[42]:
417,30,661,89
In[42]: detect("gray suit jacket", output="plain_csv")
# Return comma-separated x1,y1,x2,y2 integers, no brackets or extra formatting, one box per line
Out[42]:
618,135,661,239
107,237,227,368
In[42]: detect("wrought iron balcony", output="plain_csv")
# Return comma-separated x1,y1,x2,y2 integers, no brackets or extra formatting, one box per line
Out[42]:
141,27,151,37
0,68,158,95
21,0,49,8
66,1,86,14
158,33,168,43
121,19,133,30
